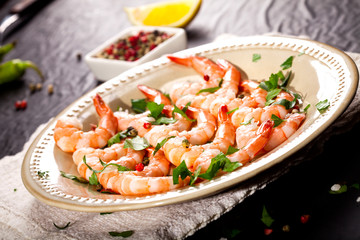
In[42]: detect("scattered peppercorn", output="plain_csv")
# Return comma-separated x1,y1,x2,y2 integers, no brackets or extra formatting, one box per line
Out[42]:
143,122,151,129
264,228,273,235
95,30,173,62
182,139,190,148
36,82,42,90
300,214,310,224
76,52,82,61
282,225,290,232
48,84,54,94
203,74,210,81
127,126,138,137
135,163,144,172
15,99,27,110
29,82,36,93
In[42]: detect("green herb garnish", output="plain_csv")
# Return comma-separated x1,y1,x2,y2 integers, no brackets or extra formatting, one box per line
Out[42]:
196,78,223,95
172,160,200,185
303,104,311,113
60,171,88,183
280,56,294,70
198,153,242,180
153,136,175,156
108,230,134,238
261,205,274,227
108,127,138,147
172,102,195,122
146,101,164,119
226,107,238,115
150,117,177,125
252,53,261,62
316,99,330,113
100,212,113,215
123,136,150,151
131,98,147,113
271,114,285,127
329,184,348,194
37,170,49,179
226,145,240,155
240,117,253,126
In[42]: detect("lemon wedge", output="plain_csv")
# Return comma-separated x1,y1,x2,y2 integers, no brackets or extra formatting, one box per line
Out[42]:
124,0,201,28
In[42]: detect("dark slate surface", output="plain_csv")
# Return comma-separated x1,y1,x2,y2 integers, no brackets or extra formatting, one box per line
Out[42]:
1,0,360,239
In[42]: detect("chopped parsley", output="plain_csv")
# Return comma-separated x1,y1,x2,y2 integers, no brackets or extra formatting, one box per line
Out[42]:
60,171,88,183
240,118,253,126
172,102,195,122
123,136,150,151
316,99,330,113
196,78,223,95
280,56,294,70
37,170,49,179
261,205,274,227
252,53,261,62
83,156,132,185
226,107,238,115
108,127,138,147
271,114,285,128
130,98,147,113
153,136,175,156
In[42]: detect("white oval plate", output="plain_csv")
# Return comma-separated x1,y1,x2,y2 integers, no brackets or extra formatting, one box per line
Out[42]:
22,36,358,212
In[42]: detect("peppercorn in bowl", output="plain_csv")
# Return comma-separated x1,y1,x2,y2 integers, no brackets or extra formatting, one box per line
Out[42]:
85,26,186,81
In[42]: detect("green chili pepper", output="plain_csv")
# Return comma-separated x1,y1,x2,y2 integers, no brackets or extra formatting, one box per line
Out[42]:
0,59,44,85
0,41,16,62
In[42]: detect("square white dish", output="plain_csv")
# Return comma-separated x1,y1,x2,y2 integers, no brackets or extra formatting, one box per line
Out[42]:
85,26,187,81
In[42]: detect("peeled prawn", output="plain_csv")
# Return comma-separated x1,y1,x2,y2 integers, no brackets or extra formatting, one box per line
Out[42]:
98,148,188,196
167,55,226,103
54,94,118,152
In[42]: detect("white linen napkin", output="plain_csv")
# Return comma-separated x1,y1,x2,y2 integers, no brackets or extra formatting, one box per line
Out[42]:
1,36,359,239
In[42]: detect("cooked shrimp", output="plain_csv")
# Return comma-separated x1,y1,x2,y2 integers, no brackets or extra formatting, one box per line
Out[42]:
231,90,295,127
226,120,274,166
76,144,145,180
54,94,118,152
240,80,267,107
167,55,226,102
137,84,172,105
98,149,188,196
177,106,217,145
163,105,234,168
264,113,305,151
115,85,174,136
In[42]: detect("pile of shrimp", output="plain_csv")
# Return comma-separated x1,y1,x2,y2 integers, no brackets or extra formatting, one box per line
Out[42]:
54,55,306,196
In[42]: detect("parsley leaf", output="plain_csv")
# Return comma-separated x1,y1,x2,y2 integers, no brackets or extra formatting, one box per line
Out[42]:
226,146,240,155
150,117,177,125
173,160,196,185
280,56,294,70
146,101,164,119
89,172,99,185
107,127,138,147
37,170,49,179
272,97,297,110
252,53,261,62
196,78,223,95
240,117,253,126
153,136,175,156
303,104,311,113
198,153,242,180
172,102,195,122
279,71,292,87
131,98,147,113
123,136,149,150
265,88,282,106
60,171,88,183
109,230,134,238
316,99,330,113
271,114,285,127
261,205,274,227
227,107,238,115
329,184,348,194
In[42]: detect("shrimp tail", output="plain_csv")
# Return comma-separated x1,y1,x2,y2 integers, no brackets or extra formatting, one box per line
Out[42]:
218,105,229,122
244,120,274,158
137,84,171,105
93,94,111,117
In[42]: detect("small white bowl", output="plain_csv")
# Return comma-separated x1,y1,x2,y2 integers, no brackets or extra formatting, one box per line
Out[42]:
85,26,187,81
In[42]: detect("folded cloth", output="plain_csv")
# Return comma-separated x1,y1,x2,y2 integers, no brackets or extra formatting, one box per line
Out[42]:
1,37,359,240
